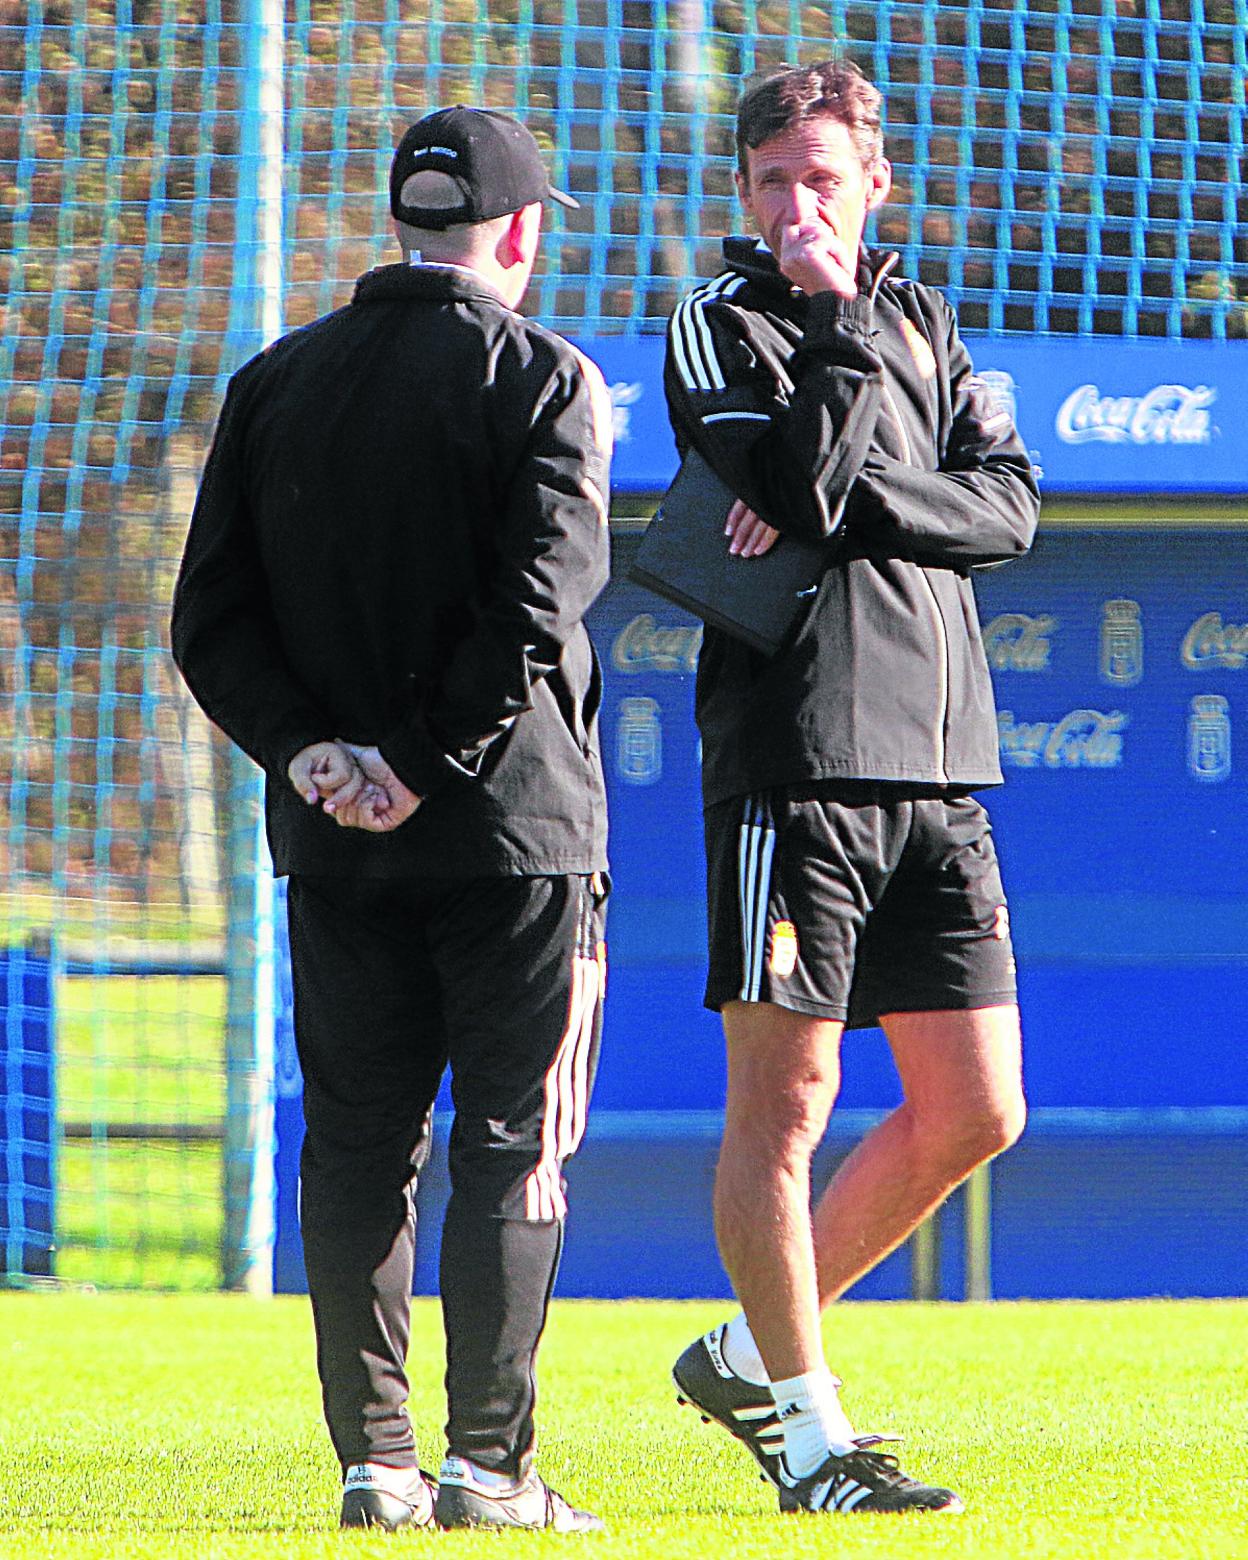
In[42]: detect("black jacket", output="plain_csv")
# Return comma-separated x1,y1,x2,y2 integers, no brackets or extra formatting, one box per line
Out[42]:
171,262,612,877
664,238,1041,807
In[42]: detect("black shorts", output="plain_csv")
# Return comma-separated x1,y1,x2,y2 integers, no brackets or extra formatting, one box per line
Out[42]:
704,785,1017,1029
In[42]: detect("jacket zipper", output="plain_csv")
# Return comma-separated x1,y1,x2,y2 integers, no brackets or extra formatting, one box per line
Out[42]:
880,368,951,783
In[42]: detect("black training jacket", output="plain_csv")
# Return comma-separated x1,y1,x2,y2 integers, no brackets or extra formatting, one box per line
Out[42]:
664,237,1041,808
172,262,612,878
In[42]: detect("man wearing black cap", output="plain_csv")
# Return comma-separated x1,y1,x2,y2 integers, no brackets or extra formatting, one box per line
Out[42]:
172,107,612,1532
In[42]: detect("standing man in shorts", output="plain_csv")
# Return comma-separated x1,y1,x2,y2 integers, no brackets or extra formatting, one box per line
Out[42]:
663,60,1040,1515
172,107,612,1532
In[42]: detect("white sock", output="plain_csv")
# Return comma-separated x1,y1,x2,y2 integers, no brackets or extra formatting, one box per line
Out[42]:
720,1312,769,1386
343,1462,422,1500
770,1369,857,1477
440,1455,516,1491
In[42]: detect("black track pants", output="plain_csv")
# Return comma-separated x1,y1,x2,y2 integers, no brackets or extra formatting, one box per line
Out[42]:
287,871,606,1478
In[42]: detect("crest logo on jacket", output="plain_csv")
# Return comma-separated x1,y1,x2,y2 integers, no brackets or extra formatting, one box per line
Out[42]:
899,317,936,381
977,369,1018,425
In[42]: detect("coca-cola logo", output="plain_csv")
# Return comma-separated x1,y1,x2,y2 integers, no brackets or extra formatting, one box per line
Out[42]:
1181,612,1248,670
1056,384,1215,446
982,612,1056,672
612,613,702,674
998,708,1127,768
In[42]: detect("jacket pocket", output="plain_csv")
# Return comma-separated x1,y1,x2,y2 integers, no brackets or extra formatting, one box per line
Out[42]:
576,648,604,754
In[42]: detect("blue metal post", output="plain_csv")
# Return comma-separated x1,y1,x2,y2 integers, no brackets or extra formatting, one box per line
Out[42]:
221,0,284,1296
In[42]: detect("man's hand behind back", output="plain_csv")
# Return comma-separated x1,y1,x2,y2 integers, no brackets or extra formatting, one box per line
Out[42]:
324,743,423,833
288,740,367,809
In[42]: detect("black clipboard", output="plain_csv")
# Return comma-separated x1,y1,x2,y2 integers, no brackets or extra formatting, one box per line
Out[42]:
629,448,825,655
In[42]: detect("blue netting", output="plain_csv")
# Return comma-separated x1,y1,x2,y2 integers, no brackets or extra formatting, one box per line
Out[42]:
1,0,246,1286
249,0,1248,338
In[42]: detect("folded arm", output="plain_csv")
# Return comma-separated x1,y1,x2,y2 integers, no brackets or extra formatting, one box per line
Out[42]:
664,290,884,545
850,312,1041,568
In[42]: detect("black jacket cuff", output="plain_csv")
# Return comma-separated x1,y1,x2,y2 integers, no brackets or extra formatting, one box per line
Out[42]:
378,715,475,800
807,290,874,336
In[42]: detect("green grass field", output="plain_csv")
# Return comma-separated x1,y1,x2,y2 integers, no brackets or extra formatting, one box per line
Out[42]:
1,1294,1243,1559
56,975,225,1289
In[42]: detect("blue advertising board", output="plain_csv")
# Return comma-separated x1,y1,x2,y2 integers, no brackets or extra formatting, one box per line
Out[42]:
272,525,1248,1298
0,944,56,1279
965,528,1248,1110
574,335,1248,495
594,527,1248,1113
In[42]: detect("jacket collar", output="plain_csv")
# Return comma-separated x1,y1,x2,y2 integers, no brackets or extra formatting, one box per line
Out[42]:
720,235,903,303
352,261,510,309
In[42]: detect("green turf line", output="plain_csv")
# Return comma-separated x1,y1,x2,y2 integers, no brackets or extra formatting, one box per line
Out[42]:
0,1294,1243,1558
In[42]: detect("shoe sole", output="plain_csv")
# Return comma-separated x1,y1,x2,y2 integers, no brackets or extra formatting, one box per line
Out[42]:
340,1490,429,1530
435,1493,603,1532
779,1484,966,1516
436,1515,604,1533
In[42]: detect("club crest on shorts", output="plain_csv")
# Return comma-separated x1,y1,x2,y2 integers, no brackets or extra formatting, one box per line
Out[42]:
768,920,799,978
993,905,1010,940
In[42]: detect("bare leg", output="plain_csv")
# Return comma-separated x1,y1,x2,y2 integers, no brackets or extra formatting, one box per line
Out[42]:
812,1004,1025,1305
713,1000,843,1381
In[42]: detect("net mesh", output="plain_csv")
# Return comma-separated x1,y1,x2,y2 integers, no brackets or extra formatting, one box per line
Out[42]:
1,0,1245,1287
271,0,1248,337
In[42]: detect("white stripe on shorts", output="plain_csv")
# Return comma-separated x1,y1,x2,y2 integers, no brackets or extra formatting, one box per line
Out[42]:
737,795,776,1002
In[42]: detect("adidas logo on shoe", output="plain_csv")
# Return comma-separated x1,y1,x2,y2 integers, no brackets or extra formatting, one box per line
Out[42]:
672,1326,785,1486
434,1456,602,1532
705,1328,730,1378
340,1462,437,1530
777,1440,964,1516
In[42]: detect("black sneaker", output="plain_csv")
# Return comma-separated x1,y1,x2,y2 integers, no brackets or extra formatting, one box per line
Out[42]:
434,1456,603,1532
672,1325,785,1486
777,1436,964,1515
339,1463,438,1529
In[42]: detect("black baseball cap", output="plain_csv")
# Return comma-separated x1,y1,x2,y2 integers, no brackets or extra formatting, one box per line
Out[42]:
390,106,579,230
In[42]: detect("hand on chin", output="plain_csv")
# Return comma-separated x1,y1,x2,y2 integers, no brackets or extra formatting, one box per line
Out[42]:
777,224,857,298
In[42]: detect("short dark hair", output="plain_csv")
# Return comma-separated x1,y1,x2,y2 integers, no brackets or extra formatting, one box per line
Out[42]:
736,59,884,180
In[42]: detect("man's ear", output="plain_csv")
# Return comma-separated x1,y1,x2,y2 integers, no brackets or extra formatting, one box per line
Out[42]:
734,168,754,222
865,157,892,212
502,202,542,269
